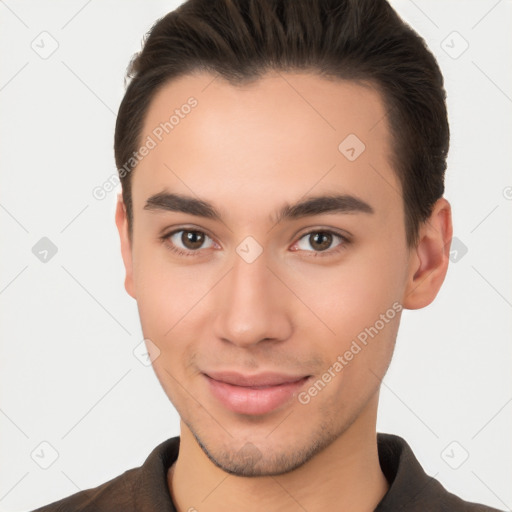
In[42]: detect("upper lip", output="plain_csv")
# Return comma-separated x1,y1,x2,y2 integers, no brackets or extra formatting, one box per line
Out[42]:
204,371,310,387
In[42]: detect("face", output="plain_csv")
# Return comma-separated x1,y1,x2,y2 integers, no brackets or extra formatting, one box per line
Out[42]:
118,71,416,476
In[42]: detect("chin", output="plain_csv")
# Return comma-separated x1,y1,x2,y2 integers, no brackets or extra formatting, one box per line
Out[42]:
186,416,342,477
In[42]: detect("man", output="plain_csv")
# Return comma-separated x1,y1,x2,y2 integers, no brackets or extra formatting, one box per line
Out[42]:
32,0,503,510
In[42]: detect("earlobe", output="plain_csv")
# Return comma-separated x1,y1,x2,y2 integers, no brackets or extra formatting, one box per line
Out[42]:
402,198,453,310
115,194,136,299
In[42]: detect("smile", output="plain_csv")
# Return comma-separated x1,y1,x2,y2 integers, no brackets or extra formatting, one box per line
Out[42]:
203,371,311,415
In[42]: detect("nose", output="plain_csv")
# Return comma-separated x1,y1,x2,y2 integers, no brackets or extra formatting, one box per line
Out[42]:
213,250,293,348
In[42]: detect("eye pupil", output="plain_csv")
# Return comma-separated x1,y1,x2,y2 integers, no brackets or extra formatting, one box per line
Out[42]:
182,230,204,249
310,232,332,251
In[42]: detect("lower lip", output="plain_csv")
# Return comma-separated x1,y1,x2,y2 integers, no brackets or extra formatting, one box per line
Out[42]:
205,375,310,415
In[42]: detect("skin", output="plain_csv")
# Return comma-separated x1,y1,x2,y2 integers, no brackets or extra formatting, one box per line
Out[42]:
115,71,452,512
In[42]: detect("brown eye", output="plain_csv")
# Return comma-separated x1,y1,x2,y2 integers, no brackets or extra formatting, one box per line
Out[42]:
181,230,205,250
308,232,333,251
293,230,348,255
164,229,215,254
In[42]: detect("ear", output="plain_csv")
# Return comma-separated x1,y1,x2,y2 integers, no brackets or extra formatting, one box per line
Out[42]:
402,197,453,310
115,193,136,299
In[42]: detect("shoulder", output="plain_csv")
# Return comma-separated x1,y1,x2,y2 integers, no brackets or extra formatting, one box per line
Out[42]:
31,467,138,512
31,436,180,512
376,433,503,512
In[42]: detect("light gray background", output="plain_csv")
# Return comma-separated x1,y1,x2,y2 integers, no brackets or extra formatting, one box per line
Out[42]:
1,1,511,511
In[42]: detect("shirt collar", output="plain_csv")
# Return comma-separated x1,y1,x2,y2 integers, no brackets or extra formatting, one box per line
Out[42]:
132,432,460,511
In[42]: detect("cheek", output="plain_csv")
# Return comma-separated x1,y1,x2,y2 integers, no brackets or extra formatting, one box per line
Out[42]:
131,246,220,372
132,242,198,332
289,250,403,341
281,241,405,391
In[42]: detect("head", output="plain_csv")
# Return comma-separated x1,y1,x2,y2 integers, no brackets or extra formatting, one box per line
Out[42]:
114,0,452,476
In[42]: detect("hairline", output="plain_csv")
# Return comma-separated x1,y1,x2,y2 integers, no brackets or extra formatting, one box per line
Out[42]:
123,68,415,246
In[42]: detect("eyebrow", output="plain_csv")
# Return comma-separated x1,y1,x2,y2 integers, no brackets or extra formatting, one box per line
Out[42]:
144,191,374,223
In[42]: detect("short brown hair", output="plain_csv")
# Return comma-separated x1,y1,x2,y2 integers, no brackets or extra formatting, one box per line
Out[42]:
114,0,449,247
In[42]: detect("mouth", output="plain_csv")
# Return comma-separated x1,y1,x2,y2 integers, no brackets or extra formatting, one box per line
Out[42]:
203,371,312,415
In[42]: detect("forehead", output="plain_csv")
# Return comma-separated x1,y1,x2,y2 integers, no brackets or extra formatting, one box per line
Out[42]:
132,71,400,220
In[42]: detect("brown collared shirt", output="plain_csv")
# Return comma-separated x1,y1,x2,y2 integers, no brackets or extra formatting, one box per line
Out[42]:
32,433,503,511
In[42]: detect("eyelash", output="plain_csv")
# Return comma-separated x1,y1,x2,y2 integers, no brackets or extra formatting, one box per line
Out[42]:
159,228,350,258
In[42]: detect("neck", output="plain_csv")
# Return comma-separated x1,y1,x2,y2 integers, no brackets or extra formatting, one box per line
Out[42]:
168,393,389,512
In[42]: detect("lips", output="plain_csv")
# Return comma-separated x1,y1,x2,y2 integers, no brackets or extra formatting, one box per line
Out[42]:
205,370,308,387
204,371,311,415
